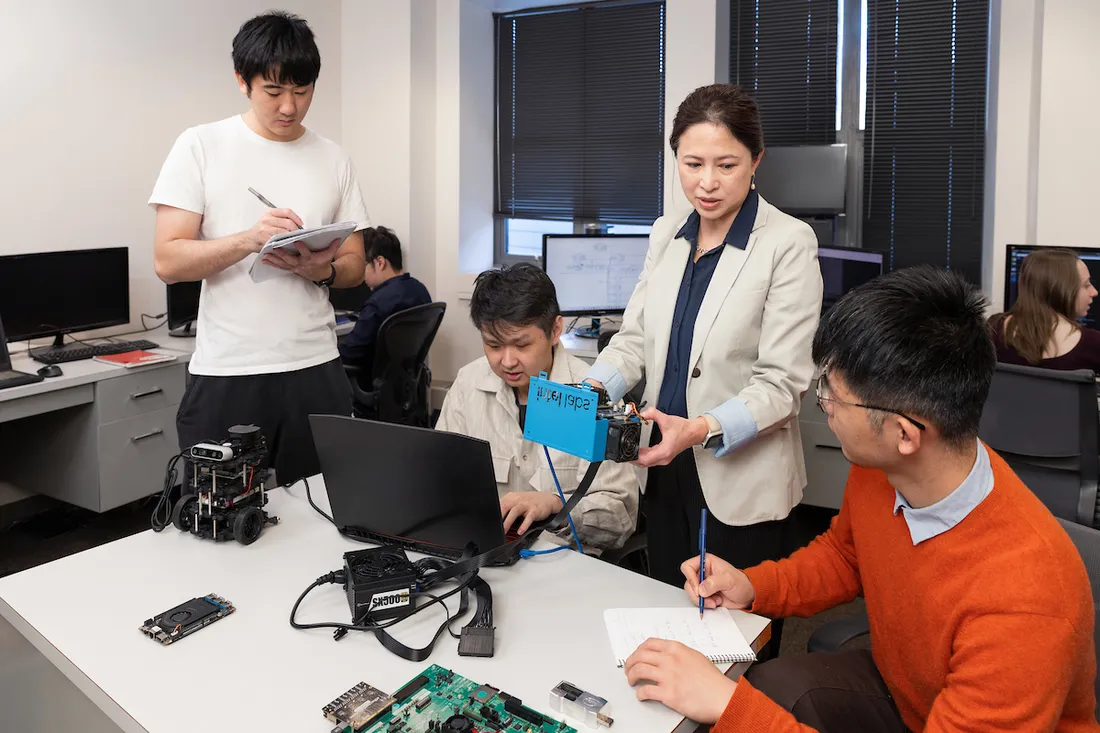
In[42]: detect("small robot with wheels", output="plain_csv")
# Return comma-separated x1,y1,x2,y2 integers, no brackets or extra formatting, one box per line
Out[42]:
171,425,278,545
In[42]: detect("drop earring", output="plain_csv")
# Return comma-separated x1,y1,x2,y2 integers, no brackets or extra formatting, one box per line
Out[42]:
750,174,756,190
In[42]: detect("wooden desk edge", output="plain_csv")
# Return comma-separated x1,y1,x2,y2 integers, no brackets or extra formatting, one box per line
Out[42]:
0,596,147,733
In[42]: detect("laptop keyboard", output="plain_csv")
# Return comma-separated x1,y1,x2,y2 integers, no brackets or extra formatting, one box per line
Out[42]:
340,527,465,560
339,526,540,565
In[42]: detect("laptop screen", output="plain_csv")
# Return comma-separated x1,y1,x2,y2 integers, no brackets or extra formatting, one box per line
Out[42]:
309,415,507,554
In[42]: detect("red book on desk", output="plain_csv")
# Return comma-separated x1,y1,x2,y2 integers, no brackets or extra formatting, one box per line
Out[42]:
92,350,176,368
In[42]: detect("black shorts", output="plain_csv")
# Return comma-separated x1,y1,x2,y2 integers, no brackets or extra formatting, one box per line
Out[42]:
176,358,352,486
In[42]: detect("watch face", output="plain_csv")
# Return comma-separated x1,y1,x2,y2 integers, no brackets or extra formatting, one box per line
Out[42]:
703,433,722,450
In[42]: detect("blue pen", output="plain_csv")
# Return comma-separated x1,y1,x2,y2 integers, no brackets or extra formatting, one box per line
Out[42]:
699,507,708,618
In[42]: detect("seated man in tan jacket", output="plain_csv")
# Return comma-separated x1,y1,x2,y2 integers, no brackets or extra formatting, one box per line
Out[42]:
436,264,638,553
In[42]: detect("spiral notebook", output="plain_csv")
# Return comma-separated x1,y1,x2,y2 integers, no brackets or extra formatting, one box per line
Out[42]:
603,607,757,668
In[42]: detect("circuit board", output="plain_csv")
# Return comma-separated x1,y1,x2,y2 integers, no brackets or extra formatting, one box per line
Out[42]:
324,664,577,733
138,594,234,646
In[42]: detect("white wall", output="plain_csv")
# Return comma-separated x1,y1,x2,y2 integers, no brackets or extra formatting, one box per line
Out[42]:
985,0,1100,309
1033,1,1100,247
663,0,723,217
0,0,342,506
0,0,344,339
341,0,412,273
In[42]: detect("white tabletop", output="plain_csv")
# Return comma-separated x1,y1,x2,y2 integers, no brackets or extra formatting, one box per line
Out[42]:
2,317,354,405
0,476,769,733
560,332,600,360
1,325,194,403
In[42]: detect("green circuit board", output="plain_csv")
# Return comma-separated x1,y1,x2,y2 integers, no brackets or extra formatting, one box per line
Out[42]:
324,664,577,733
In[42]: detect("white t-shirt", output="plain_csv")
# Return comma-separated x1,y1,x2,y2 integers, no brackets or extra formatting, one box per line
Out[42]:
148,115,370,376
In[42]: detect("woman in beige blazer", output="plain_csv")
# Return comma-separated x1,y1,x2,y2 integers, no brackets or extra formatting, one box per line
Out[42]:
586,84,822,654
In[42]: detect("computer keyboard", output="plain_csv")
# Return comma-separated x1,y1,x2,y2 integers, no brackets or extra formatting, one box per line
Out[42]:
32,339,161,365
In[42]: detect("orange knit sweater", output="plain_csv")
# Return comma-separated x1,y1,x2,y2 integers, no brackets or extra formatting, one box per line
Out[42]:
714,448,1099,733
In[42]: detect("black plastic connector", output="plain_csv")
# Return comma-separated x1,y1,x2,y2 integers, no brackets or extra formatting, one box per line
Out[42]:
457,626,496,657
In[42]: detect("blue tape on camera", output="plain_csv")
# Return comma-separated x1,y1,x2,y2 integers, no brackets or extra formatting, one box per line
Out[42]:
523,373,608,462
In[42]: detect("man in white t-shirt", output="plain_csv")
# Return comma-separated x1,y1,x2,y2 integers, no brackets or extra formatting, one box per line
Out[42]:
149,11,370,486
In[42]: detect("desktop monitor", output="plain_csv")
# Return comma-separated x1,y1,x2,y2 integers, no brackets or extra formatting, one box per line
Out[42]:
542,234,649,316
0,248,129,346
819,246,885,312
167,281,201,336
1004,245,1100,328
753,144,848,215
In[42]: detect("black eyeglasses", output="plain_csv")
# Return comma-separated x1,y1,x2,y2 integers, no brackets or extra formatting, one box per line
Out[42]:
816,371,927,431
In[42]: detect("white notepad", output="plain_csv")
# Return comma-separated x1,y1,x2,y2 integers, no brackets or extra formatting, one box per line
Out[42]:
603,607,757,668
249,221,358,283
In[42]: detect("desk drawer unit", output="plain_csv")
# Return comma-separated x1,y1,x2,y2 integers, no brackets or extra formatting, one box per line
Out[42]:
0,362,186,512
98,406,180,510
95,364,186,424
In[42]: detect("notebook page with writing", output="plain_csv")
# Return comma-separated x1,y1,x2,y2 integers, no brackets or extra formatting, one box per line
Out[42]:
603,608,756,668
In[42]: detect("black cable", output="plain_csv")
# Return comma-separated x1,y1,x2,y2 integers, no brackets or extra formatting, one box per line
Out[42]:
302,476,335,526
289,570,472,636
140,312,167,332
151,452,187,531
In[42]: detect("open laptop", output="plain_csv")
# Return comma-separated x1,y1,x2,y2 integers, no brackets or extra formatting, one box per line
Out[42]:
0,314,43,391
309,414,539,563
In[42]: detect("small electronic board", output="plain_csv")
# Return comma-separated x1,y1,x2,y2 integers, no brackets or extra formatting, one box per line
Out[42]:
139,594,235,646
323,664,577,733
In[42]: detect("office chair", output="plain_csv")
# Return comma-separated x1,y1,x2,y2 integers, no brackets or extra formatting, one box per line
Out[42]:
345,302,446,427
978,363,1099,527
1058,518,1100,717
595,329,648,573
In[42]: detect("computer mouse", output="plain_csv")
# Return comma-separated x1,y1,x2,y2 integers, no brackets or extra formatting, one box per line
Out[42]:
37,364,63,378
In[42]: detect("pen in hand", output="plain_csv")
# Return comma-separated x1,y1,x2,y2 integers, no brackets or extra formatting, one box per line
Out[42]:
248,187,303,230
699,507,707,618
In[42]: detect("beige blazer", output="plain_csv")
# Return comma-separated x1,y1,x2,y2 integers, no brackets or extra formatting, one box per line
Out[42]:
436,344,639,552
593,196,822,526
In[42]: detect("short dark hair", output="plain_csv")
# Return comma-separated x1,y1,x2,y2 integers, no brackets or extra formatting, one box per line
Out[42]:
670,84,764,159
363,226,403,270
469,264,560,340
812,266,995,447
232,12,321,90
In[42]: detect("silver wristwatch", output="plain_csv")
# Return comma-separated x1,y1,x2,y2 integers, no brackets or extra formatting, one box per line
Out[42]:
700,414,723,450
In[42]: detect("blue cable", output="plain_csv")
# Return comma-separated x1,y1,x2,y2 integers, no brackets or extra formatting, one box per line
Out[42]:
544,445,584,554
519,546,571,558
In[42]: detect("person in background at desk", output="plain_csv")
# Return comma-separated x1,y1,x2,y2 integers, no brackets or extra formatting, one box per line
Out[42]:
338,226,431,383
436,264,637,554
584,84,823,654
624,268,1097,733
989,248,1100,372
149,12,370,486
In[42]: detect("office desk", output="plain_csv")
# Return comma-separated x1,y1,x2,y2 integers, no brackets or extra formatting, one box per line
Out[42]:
0,477,771,733
0,319,355,512
0,325,194,511
560,332,600,364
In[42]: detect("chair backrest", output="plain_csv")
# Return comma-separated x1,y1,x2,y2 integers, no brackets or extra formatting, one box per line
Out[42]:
979,363,1099,526
1056,518,1100,716
371,302,446,425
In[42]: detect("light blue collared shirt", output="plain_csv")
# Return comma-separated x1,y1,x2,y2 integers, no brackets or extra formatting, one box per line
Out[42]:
893,441,994,545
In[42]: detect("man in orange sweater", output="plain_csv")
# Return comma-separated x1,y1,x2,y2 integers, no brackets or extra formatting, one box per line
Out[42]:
623,267,1098,732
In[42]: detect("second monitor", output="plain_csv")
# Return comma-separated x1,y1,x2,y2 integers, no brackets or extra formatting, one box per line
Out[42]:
167,281,201,337
542,234,649,317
